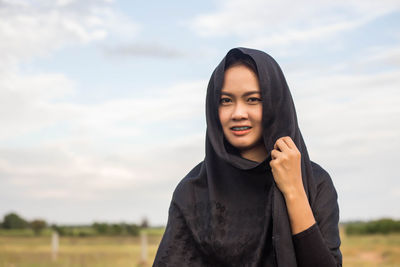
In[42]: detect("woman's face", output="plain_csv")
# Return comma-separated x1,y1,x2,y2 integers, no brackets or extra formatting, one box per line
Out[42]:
218,64,264,156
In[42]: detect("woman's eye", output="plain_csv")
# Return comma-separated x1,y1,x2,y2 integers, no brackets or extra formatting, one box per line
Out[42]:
248,97,262,103
220,98,232,104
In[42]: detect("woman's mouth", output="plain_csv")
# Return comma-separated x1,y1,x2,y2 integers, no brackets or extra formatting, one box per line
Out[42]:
230,126,252,136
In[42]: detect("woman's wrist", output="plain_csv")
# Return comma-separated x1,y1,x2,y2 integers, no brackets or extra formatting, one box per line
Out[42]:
282,182,307,202
282,185,316,235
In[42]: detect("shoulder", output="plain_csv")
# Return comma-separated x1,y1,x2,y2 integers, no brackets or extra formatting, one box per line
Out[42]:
172,161,205,204
310,161,338,201
310,161,333,185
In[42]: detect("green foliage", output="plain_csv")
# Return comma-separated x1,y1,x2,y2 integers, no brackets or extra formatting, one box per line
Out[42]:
143,227,165,236
2,213,29,229
92,223,109,234
126,224,140,236
92,222,140,236
0,228,37,236
0,212,144,237
51,224,66,236
345,218,400,235
50,224,96,237
30,219,47,235
111,223,123,234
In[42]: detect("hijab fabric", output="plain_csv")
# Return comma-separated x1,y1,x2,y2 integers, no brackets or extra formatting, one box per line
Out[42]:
153,47,341,267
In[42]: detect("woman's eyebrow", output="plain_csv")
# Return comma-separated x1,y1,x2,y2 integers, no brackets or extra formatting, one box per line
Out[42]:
220,91,233,96
220,91,260,97
242,91,260,97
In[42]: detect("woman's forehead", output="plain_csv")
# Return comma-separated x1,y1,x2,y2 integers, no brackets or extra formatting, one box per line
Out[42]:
221,65,260,93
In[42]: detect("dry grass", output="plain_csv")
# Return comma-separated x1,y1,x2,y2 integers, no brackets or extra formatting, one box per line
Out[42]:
340,228,400,267
0,235,162,267
0,229,399,266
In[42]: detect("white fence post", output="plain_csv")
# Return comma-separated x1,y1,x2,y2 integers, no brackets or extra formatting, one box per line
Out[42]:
141,231,148,263
51,231,59,261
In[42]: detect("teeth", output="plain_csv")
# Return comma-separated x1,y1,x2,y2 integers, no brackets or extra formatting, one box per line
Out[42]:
232,126,251,130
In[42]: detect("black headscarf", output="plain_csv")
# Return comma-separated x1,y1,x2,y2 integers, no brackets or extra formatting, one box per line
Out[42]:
154,47,341,266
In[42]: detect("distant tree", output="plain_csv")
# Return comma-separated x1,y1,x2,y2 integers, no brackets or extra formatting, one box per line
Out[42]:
52,224,65,236
140,217,149,228
92,223,109,235
2,213,29,229
126,224,140,236
78,231,89,237
91,222,140,236
31,219,47,235
111,223,123,235
346,218,400,235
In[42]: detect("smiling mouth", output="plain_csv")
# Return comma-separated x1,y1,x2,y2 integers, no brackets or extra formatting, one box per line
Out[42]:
230,126,252,136
231,126,252,131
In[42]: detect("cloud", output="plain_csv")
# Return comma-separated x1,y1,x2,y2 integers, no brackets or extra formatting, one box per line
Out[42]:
288,59,400,221
356,45,400,68
0,0,138,69
0,70,78,139
0,0,206,207
62,80,206,142
0,0,142,139
0,132,205,203
244,18,368,48
0,77,206,203
103,42,186,59
190,0,400,47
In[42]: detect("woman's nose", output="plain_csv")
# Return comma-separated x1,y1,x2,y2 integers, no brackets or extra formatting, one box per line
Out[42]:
231,102,248,120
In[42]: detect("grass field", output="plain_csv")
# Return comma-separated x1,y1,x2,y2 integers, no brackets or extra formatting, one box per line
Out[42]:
340,230,400,266
0,228,163,267
0,228,399,266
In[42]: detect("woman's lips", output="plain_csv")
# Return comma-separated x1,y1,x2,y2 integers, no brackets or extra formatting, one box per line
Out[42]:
230,126,252,136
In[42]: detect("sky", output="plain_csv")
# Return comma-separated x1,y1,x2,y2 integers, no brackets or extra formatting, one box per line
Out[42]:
0,0,399,226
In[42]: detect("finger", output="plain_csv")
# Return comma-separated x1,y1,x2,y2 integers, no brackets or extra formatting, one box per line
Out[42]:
282,136,298,151
270,149,283,160
274,138,290,152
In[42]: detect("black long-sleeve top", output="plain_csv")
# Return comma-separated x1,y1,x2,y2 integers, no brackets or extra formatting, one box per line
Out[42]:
293,222,339,266
153,161,342,266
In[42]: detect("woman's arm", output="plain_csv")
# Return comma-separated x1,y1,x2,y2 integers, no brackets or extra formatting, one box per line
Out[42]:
270,136,341,266
282,185,315,235
270,136,315,234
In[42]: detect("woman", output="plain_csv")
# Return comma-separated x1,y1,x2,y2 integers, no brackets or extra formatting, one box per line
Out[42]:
153,47,342,266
